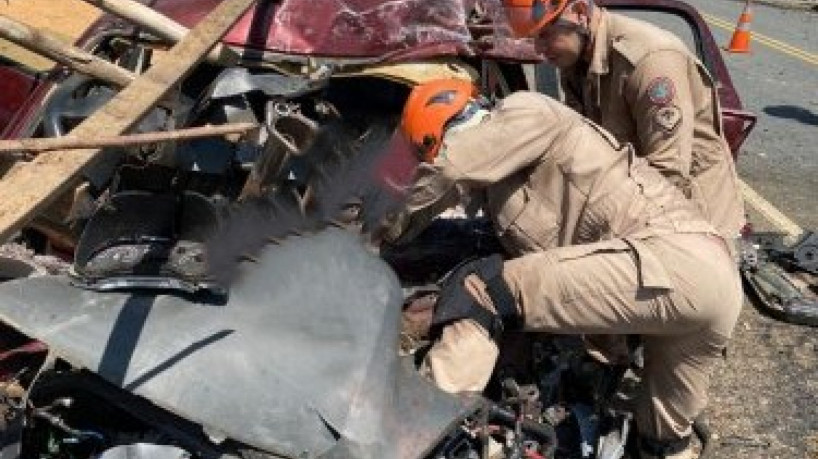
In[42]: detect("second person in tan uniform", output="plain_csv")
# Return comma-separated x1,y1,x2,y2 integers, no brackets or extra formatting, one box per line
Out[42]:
503,0,745,243
385,79,743,459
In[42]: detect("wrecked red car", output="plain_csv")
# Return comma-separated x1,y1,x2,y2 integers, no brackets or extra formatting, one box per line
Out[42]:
0,1,755,458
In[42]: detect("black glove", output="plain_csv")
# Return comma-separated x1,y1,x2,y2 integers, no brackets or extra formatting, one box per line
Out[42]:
432,254,521,339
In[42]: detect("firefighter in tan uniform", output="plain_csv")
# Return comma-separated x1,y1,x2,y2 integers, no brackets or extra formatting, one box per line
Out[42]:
385,79,743,459
503,0,745,243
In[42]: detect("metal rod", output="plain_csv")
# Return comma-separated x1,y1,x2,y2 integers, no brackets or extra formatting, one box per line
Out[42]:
0,122,259,156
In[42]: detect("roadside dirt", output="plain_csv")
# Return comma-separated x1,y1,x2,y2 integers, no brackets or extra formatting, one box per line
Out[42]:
0,2,815,459
708,297,818,459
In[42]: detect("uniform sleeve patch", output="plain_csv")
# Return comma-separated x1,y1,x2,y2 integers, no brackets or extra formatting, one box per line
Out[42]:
654,105,682,134
646,76,676,105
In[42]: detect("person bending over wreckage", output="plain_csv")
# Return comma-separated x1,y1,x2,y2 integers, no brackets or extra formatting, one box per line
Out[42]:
382,79,742,459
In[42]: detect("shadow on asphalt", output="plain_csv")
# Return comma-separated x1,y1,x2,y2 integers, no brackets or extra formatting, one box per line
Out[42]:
762,105,818,126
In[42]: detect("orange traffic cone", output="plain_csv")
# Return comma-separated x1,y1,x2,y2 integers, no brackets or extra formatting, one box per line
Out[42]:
726,0,753,53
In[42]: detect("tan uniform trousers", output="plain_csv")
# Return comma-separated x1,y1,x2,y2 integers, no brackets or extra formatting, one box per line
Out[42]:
421,232,743,440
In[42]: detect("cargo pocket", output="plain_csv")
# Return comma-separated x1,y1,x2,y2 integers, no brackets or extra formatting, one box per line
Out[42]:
494,187,559,253
623,238,674,290
549,239,638,304
553,238,674,291
554,239,631,262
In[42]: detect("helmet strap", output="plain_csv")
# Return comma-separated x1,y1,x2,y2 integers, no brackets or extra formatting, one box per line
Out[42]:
445,100,490,134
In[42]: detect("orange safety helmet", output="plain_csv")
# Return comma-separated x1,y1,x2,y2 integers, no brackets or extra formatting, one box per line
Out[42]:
503,0,570,38
400,78,478,163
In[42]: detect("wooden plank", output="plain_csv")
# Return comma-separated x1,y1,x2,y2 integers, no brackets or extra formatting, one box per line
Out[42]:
0,14,135,87
79,0,238,65
0,0,100,72
0,0,257,242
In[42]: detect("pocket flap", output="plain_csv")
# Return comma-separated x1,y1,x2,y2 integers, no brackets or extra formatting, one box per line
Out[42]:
490,181,527,233
555,239,630,261
624,238,674,290
554,238,674,290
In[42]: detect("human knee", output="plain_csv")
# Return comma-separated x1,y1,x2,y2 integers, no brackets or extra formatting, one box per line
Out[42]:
422,319,499,393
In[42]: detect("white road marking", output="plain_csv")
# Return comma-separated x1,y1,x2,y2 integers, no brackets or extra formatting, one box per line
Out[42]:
739,178,804,238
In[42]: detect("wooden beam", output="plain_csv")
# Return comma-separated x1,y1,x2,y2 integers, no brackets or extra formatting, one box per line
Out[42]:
0,0,258,242
0,14,135,87
0,122,259,156
80,0,239,65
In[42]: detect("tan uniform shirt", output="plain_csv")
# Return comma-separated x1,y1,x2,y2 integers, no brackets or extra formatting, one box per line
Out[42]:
392,91,717,288
560,10,745,240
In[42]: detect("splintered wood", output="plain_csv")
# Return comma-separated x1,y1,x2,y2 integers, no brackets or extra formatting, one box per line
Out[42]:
0,0,99,71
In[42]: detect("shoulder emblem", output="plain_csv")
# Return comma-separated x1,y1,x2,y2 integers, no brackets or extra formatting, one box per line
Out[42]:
653,105,682,134
646,77,675,105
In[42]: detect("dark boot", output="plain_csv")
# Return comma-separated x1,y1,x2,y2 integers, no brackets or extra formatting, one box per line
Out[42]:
639,435,696,459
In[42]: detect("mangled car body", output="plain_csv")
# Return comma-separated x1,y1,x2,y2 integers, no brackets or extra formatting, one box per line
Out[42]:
0,0,756,458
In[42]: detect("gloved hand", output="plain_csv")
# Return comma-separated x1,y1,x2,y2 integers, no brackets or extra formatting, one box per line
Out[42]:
432,254,521,339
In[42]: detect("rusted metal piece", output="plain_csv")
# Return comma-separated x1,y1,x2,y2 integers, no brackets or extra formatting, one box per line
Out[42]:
0,15,135,87
400,291,436,353
29,217,79,253
239,105,319,200
0,122,258,156
0,0,259,242
80,0,238,65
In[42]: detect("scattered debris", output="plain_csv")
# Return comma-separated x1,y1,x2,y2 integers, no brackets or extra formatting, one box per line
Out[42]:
741,232,818,326
719,435,772,448
0,242,70,277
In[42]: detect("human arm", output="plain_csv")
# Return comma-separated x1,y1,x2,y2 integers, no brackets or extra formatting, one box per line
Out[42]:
625,50,696,193
384,92,569,244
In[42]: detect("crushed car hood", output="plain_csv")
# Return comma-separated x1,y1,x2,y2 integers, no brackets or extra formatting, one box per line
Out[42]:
0,230,477,458
85,0,537,62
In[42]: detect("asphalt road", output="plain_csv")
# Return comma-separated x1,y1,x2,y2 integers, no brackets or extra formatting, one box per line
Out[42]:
685,0,818,233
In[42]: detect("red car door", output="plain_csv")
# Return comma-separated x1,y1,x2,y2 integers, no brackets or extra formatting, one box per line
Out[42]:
0,59,38,138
